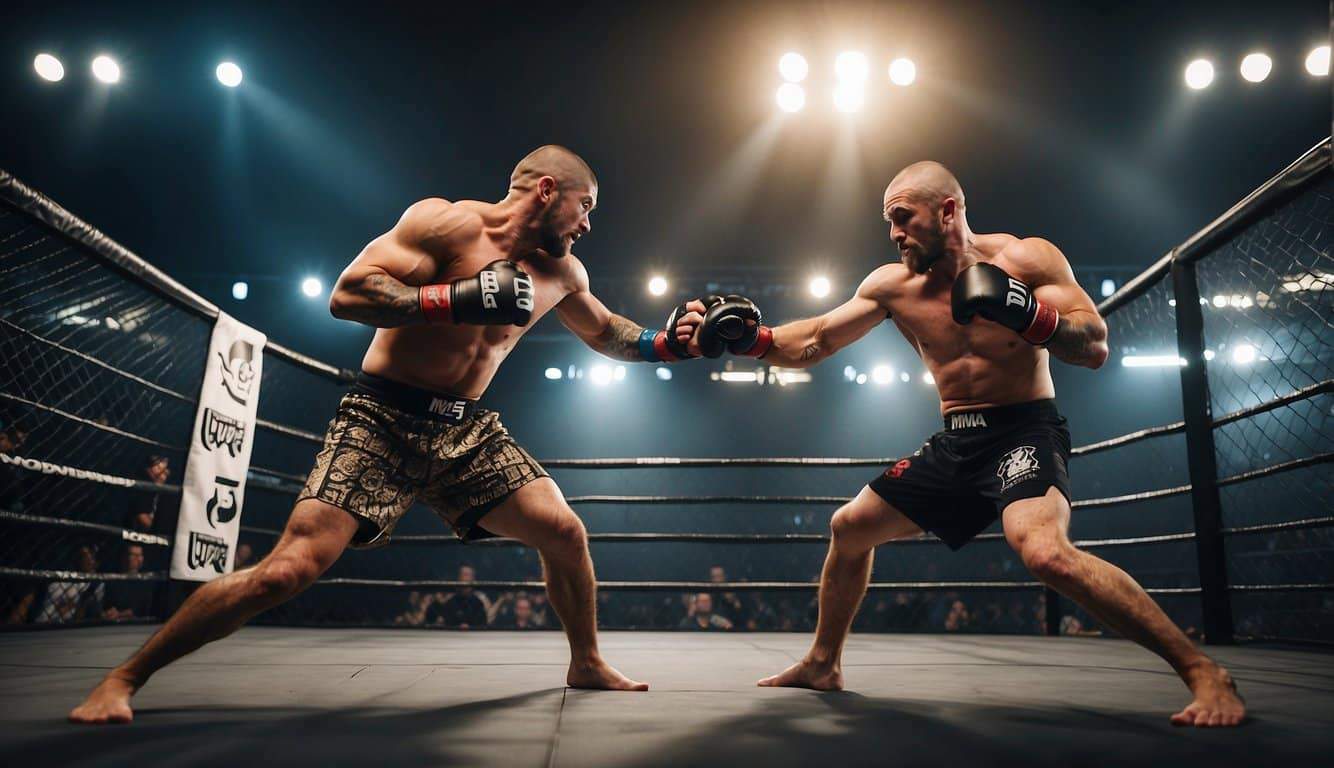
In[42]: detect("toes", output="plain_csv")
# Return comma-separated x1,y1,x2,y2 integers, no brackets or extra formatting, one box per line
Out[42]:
1170,709,1193,727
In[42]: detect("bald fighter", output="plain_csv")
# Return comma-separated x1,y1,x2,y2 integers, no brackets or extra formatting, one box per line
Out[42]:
702,161,1244,726
71,145,712,723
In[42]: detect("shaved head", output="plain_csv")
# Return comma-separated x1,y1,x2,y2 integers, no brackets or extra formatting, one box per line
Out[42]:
886,161,964,210
510,144,598,193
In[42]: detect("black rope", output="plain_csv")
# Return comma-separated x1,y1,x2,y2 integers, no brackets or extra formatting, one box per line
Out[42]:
567,495,850,505
1229,583,1334,592
311,578,1045,591
0,508,170,546
1217,452,1333,487
1222,515,1334,537
255,418,324,444
1070,422,1184,457
544,457,893,468
1070,484,1192,509
0,391,180,450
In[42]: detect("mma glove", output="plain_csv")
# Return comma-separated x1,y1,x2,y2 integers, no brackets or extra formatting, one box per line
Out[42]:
420,260,535,326
698,294,773,359
950,263,1058,345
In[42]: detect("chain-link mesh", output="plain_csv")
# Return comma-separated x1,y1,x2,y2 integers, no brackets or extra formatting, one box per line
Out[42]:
1195,172,1334,643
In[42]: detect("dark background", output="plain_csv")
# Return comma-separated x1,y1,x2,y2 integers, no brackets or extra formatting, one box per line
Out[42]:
2,1,1329,631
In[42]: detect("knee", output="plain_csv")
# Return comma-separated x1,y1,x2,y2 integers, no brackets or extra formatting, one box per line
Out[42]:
830,508,871,553
540,512,588,562
251,556,320,601
1020,539,1078,584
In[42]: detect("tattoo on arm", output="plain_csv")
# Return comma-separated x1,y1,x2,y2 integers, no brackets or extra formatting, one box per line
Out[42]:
798,343,821,361
336,272,425,328
1046,312,1107,367
590,314,649,361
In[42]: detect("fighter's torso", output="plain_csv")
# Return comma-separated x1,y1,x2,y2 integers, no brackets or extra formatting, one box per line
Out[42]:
883,233,1056,414
361,201,576,398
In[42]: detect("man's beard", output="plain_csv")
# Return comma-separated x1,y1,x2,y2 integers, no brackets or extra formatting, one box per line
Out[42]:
538,210,570,258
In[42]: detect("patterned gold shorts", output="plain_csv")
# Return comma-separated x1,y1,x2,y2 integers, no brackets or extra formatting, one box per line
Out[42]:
299,377,547,548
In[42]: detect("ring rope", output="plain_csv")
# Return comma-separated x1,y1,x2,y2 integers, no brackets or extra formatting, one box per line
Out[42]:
0,508,171,546
0,391,179,449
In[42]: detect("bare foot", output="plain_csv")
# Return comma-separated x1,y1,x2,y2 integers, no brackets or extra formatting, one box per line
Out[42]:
567,658,648,691
757,658,843,691
69,675,137,724
1171,660,1246,727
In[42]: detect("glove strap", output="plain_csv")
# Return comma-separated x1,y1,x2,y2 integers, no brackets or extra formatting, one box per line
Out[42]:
736,326,774,358
420,284,453,323
1022,302,1059,345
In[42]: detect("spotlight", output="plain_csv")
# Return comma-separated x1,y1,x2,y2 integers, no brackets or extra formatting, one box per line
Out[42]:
590,364,613,386
921,371,935,385
91,55,121,84
1211,295,1227,308
717,370,762,383
871,365,894,385
613,365,626,381
1239,53,1272,83
899,371,910,383
216,61,243,88
655,366,672,381
301,277,322,298
832,83,865,113
1100,279,1116,298
1231,344,1257,364
834,51,869,83
843,365,857,382
888,58,916,86
809,275,831,299
544,367,562,380
1306,45,1331,77
778,52,808,83
231,281,249,301
855,373,868,385
776,82,805,113
33,53,64,82
647,275,668,296
1184,59,1214,90
1204,349,1216,361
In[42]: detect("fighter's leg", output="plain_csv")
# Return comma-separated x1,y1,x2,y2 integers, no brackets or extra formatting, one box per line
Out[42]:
69,499,358,724
1003,487,1244,727
480,477,647,691
759,486,922,690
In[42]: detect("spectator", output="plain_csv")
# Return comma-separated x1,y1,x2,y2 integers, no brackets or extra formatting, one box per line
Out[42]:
126,455,170,533
944,599,971,632
2,587,39,625
35,546,104,624
0,422,30,512
233,543,256,569
709,565,748,628
495,595,543,629
427,565,490,628
394,591,431,627
680,593,732,631
103,545,155,621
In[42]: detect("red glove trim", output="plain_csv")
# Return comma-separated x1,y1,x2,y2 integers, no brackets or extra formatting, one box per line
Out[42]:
420,284,453,324
1022,302,1059,345
653,331,680,362
740,326,774,358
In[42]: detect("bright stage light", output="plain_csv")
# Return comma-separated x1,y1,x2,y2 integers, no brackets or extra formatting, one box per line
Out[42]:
871,365,894,385
888,58,916,86
776,82,806,112
809,275,831,298
544,367,562,380
1184,59,1214,90
91,55,121,84
301,277,323,298
655,367,672,381
216,61,243,88
922,371,935,385
833,83,865,112
33,53,64,82
1231,344,1257,364
1211,294,1227,308
1306,45,1331,77
647,275,668,296
835,51,869,83
778,52,808,83
590,364,613,386
1239,53,1272,83
717,370,763,383
1100,279,1116,298
231,281,249,301
855,373,868,385
843,365,857,382
1121,355,1187,368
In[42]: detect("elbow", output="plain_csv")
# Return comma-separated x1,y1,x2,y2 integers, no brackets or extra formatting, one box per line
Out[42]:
1085,342,1110,370
328,289,349,320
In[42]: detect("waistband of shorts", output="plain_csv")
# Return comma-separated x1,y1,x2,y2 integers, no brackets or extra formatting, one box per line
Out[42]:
350,372,479,424
941,399,1060,432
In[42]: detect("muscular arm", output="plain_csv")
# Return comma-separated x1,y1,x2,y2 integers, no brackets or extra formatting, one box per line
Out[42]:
764,267,896,368
555,260,654,362
1013,238,1110,369
329,199,475,328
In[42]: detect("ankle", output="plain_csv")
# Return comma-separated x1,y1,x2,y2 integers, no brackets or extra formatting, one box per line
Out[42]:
804,650,839,670
569,650,603,669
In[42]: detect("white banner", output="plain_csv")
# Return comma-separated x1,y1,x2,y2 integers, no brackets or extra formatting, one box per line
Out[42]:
171,312,266,582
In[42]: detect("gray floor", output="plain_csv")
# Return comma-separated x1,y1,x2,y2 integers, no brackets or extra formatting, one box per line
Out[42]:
1,627,1331,767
